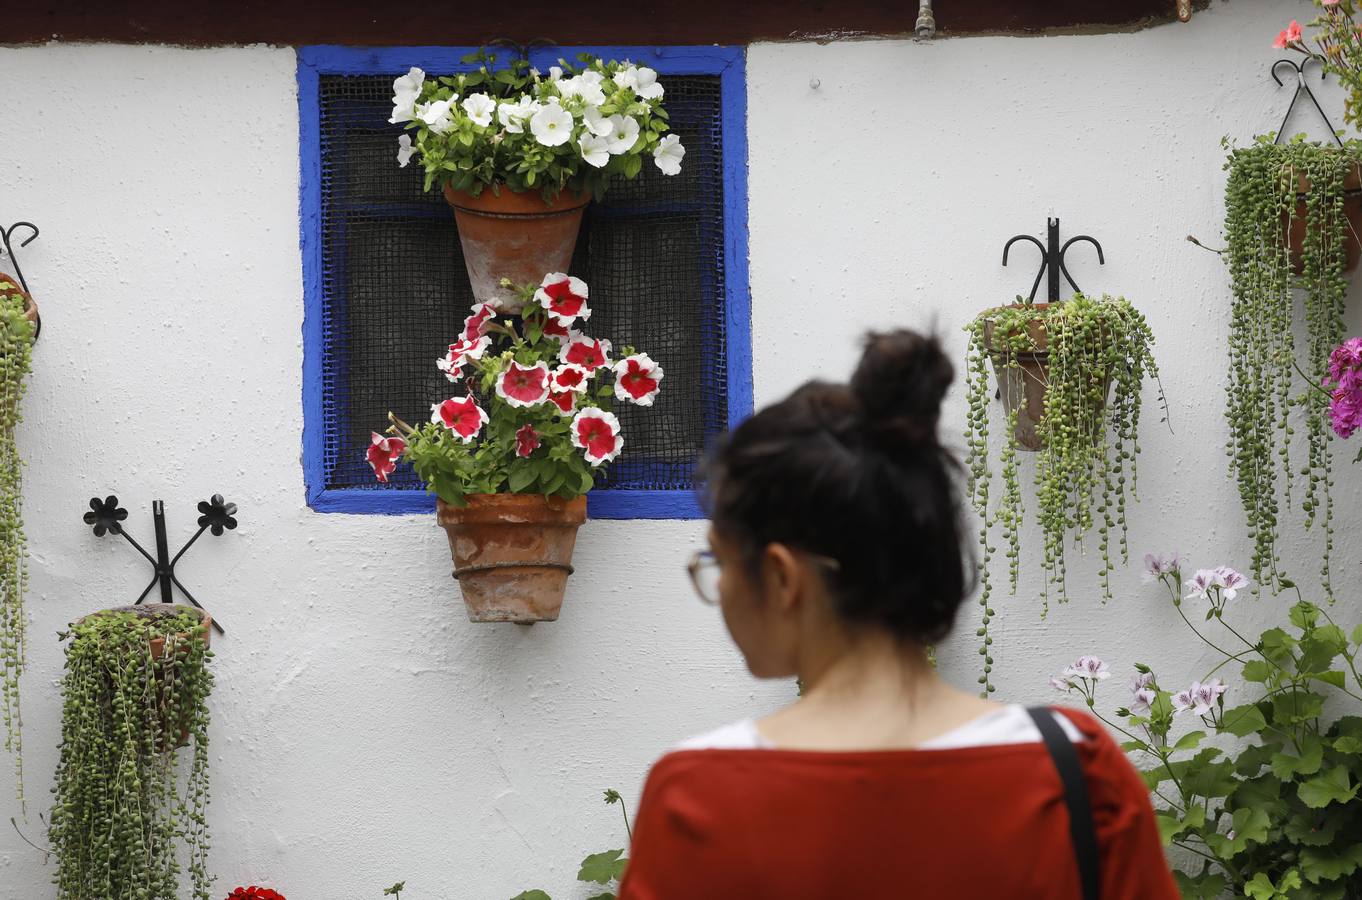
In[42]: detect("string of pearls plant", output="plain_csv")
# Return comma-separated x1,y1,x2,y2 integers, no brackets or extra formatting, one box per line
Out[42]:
49,607,214,900
0,280,33,807
1222,136,1357,598
964,293,1164,695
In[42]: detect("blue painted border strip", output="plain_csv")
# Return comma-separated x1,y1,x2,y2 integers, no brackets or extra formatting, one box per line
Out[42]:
297,45,747,520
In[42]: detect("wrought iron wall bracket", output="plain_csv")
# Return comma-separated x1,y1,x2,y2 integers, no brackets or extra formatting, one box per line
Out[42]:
83,494,238,635
1,219,41,341
1002,217,1105,304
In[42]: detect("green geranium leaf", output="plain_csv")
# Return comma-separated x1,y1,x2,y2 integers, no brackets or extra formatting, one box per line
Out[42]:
1173,730,1206,751
1221,703,1268,737
586,895,617,900
510,893,551,900
1291,602,1321,630
1242,660,1274,683
1298,766,1359,809
1331,735,1362,754
1244,869,1303,899
1172,871,1227,899
578,850,627,885
1300,843,1362,884
1271,736,1324,779
1272,690,1326,725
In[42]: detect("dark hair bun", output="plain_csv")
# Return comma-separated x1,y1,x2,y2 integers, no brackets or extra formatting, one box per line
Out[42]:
850,330,953,449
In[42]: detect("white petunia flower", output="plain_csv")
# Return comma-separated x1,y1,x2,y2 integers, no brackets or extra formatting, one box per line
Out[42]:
653,133,685,176
633,66,665,99
418,98,457,135
498,95,539,133
461,92,496,128
558,75,606,106
396,134,415,168
582,106,614,137
389,67,426,123
606,115,640,154
578,133,610,168
549,65,564,82
530,100,574,147
613,66,640,92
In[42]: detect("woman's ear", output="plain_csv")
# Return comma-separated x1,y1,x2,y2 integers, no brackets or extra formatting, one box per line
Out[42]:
760,543,804,614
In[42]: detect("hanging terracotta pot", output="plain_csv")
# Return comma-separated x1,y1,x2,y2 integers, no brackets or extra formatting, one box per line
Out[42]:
980,304,1111,452
1286,162,1362,275
81,603,212,748
437,493,588,623
443,186,589,313
0,273,40,340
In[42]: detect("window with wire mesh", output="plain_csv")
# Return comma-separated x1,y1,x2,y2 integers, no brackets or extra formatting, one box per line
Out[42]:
315,71,728,496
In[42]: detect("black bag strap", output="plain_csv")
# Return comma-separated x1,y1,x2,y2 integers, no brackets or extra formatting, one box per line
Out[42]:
1027,706,1101,900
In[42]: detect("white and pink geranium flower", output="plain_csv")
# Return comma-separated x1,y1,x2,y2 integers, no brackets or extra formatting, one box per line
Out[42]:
613,353,664,406
515,423,541,458
366,432,407,483
496,360,551,408
571,408,623,466
463,303,498,341
535,273,591,324
559,334,612,371
1129,672,1157,714
437,335,492,381
551,363,592,394
1063,655,1111,682
431,395,488,443
1173,679,1227,716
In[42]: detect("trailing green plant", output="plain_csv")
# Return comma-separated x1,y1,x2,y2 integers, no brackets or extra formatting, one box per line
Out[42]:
1054,555,1362,898
48,606,214,900
1222,135,1359,598
964,293,1165,694
511,788,631,900
0,279,33,808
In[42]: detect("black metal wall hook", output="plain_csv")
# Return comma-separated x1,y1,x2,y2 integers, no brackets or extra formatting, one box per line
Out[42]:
83,494,239,635
0,221,38,295
485,37,557,63
1002,217,1105,303
1272,57,1343,147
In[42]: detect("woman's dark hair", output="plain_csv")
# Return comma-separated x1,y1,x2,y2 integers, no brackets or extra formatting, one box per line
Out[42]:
702,329,973,644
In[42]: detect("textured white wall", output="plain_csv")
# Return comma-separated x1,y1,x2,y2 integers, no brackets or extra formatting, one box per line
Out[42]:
1,0,1359,896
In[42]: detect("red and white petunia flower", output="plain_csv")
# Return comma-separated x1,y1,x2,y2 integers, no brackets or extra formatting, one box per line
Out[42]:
550,363,592,394
436,335,491,381
558,334,612,371
462,303,498,341
495,360,551,408
430,395,488,443
534,272,591,324
515,423,541,458
546,390,577,416
612,352,664,406
366,432,407,483
542,317,571,343
570,407,623,466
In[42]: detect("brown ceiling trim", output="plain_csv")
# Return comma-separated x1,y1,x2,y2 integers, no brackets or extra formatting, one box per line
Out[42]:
1,1,1204,47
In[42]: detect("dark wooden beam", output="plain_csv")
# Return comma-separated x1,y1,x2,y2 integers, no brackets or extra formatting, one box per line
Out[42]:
1,1,1198,47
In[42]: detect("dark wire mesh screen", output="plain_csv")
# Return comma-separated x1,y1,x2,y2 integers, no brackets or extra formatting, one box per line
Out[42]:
316,72,728,494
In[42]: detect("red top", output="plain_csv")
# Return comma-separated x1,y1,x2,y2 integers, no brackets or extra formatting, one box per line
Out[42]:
617,709,1178,900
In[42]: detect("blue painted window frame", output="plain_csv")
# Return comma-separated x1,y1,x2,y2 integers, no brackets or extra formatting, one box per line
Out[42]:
297,44,751,520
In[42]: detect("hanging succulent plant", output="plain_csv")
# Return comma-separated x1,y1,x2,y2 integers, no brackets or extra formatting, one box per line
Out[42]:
964,293,1165,695
1221,136,1361,598
0,278,33,807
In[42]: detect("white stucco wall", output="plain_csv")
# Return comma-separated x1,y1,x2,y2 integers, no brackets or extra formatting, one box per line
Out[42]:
2,0,1358,895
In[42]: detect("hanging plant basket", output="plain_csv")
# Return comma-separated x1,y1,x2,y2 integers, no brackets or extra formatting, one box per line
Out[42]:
443,186,589,313
437,494,588,623
1285,161,1362,274
0,273,40,340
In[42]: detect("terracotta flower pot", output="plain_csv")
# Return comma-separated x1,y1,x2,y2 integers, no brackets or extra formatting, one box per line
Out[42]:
81,603,211,748
1286,164,1362,275
443,185,589,313
980,304,1111,452
437,493,588,623
0,273,40,340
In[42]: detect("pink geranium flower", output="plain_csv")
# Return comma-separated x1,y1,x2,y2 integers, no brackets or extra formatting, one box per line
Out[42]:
366,432,407,483
1274,19,1303,48
431,395,488,443
613,353,665,406
559,334,612,371
571,408,623,465
495,360,551,408
515,423,541,458
535,273,591,324
550,363,592,394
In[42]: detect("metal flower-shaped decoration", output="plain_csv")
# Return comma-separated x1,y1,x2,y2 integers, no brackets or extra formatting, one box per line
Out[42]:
83,495,129,537
197,494,238,536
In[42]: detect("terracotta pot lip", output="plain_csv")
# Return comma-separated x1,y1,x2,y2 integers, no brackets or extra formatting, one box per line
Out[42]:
443,183,590,214
80,603,211,630
0,274,37,325
437,493,588,524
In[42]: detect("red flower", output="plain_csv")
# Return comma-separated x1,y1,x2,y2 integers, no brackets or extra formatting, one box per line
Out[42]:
558,334,612,371
436,335,491,381
431,395,488,443
227,888,286,900
463,302,497,341
551,363,591,394
612,353,664,406
571,407,623,466
542,316,571,343
495,360,551,408
547,389,577,416
515,423,541,458
535,272,591,324
366,432,407,483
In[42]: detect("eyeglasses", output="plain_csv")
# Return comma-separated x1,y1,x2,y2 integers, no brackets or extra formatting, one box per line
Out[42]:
685,548,842,606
